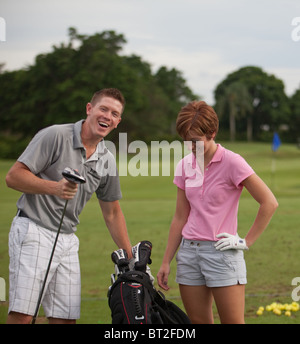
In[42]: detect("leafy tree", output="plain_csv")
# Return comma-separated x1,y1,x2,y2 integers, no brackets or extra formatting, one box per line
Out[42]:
214,66,290,141
215,81,253,141
289,88,300,143
155,67,198,136
0,28,197,158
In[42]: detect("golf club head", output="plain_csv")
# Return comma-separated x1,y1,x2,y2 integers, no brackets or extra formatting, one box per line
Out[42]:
111,249,130,274
62,167,86,184
132,241,152,272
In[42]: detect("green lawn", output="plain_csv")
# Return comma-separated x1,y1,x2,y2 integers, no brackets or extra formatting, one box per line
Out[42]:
1,142,300,324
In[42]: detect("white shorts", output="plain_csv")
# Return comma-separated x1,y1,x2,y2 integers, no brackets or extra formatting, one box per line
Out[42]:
8,216,81,319
176,239,247,287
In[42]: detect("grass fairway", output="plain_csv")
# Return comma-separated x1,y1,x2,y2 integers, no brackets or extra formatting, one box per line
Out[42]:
1,142,300,324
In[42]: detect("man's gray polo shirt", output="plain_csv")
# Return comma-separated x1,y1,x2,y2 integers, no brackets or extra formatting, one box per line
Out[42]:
16,120,122,233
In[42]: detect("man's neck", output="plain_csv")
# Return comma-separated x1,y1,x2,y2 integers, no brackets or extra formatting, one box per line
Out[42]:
81,122,103,159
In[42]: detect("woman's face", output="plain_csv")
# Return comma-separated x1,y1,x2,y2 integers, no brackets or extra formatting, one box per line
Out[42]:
185,131,215,157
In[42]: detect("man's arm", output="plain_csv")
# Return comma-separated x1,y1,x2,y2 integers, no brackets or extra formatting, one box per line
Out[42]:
99,199,132,258
6,161,78,200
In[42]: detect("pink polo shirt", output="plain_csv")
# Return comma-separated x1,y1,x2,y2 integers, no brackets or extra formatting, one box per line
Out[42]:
173,144,255,241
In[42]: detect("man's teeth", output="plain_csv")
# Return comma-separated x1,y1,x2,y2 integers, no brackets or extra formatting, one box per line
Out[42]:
99,122,109,128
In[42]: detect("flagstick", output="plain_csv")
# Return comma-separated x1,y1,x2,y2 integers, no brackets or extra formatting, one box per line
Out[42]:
271,151,276,190
271,132,281,191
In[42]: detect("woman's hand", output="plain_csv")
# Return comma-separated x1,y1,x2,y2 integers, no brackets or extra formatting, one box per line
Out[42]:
157,263,171,291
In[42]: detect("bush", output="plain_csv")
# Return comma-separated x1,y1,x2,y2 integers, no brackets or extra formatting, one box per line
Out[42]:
0,135,30,159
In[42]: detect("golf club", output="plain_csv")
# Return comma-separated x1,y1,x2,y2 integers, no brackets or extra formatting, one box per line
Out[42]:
132,241,152,272
31,167,86,324
111,248,130,275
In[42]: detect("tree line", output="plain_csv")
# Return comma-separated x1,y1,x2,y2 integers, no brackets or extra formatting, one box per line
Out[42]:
214,66,299,143
0,28,299,158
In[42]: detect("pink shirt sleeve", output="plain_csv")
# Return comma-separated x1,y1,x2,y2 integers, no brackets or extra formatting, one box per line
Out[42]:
173,158,186,190
227,153,255,188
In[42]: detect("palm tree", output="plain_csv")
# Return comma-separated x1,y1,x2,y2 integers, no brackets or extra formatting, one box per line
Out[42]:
216,81,253,141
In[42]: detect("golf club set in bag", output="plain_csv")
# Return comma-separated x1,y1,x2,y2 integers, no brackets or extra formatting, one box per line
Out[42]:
31,167,190,324
108,241,191,324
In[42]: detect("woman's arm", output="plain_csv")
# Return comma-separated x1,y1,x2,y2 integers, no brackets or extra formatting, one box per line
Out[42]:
157,188,190,290
242,174,279,247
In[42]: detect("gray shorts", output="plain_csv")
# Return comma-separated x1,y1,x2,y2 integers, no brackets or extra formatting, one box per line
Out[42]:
8,216,81,319
176,238,247,287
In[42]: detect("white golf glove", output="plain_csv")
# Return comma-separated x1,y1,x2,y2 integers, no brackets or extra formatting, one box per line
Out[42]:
214,233,248,251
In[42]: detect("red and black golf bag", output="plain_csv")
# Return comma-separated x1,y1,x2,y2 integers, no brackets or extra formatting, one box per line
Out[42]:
107,241,191,324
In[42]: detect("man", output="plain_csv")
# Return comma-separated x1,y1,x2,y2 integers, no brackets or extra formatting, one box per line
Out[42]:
5,88,132,324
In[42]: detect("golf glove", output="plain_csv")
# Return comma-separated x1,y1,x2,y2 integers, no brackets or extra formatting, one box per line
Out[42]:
214,233,248,251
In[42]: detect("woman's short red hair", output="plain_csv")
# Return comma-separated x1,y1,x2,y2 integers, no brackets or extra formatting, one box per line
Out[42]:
176,100,219,141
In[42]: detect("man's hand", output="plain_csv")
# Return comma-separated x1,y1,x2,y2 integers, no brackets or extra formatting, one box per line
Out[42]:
56,178,78,200
6,161,78,199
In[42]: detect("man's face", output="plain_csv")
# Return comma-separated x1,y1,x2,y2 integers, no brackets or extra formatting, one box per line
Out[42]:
85,96,122,140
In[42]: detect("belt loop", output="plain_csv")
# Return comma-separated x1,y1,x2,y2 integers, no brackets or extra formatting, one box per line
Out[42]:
181,238,185,246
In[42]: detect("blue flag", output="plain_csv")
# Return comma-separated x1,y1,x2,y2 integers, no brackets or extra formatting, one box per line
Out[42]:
272,132,281,152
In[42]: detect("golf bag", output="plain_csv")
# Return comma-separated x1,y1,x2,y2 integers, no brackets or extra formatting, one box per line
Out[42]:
107,241,191,324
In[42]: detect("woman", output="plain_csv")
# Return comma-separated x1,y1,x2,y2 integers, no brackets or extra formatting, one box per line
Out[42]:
157,100,278,324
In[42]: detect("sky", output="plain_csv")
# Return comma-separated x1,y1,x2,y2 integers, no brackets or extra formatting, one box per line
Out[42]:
0,0,300,104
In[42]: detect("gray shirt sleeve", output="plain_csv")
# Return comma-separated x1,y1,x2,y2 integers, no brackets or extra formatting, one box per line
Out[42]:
17,125,65,175
95,152,122,202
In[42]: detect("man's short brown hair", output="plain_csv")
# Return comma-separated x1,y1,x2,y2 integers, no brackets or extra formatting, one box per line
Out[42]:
90,88,126,112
